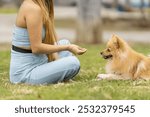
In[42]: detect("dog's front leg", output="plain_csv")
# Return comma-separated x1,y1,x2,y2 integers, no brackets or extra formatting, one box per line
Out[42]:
97,74,124,80
132,72,141,80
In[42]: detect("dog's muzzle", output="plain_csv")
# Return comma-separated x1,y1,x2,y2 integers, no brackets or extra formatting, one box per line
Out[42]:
103,55,113,59
100,52,113,59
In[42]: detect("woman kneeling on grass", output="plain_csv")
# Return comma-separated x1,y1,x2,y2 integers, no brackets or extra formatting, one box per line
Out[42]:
10,0,87,85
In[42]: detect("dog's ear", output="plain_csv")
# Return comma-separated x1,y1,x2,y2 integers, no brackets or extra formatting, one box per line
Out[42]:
112,34,116,38
111,34,125,50
112,35,121,49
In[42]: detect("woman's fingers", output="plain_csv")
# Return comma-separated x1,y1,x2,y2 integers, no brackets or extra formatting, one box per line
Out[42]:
77,48,87,55
68,44,87,55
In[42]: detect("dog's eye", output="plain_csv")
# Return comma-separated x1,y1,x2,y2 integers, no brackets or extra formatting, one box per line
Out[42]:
107,48,111,52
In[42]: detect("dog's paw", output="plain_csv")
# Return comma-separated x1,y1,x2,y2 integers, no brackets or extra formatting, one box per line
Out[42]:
97,74,110,80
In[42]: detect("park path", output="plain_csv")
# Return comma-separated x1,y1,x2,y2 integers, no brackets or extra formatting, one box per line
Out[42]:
0,7,150,43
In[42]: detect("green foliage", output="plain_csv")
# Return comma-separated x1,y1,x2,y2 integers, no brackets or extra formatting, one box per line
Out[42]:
1,44,150,100
0,8,17,14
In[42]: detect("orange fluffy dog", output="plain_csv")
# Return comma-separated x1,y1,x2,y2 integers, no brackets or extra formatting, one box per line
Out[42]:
97,34,150,80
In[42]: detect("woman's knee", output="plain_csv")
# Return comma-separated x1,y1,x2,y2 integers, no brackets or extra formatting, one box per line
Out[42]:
62,56,80,81
66,56,80,71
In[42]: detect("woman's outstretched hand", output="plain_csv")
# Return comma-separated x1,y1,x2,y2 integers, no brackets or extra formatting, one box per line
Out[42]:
68,44,87,55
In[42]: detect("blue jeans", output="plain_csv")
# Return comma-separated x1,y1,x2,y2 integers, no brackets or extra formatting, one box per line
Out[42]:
10,39,80,85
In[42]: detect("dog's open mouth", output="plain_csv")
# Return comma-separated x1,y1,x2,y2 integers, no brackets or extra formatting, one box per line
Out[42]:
103,55,113,59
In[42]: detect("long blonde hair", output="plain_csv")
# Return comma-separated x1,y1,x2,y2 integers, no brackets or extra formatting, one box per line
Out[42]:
33,0,57,61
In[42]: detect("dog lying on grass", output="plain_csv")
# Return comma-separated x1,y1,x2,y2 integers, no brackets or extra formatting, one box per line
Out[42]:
97,34,150,80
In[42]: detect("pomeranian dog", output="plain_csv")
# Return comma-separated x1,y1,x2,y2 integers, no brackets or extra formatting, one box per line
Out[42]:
97,34,150,80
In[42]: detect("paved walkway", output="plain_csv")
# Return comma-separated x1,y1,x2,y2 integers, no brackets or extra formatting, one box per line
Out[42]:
0,7,150,43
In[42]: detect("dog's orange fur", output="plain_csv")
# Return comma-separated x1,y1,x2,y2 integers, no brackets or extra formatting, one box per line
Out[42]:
100,34,150,80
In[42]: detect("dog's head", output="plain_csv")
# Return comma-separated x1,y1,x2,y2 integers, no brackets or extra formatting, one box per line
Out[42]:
100,34,126,60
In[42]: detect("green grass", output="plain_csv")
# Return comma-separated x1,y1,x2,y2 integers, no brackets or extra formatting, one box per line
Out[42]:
1,44,150,100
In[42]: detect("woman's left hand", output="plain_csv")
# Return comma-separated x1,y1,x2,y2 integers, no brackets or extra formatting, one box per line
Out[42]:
68,44,87,55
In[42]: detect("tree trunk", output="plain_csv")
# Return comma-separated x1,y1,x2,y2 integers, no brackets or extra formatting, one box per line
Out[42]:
140,0,148,26
76,0,102,44
0,0,4,6
13,0,22,8
125,0,130,7
149,0,150,20
125,0,131,11
113,0,119,8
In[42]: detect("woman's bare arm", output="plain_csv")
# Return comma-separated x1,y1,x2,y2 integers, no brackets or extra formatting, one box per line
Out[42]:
24,4,68,54
24,2,86,55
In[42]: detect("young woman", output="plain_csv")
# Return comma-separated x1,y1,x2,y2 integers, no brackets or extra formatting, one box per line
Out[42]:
10,0,87,85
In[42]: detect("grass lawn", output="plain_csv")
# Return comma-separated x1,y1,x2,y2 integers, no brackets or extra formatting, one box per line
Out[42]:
1,44,150,100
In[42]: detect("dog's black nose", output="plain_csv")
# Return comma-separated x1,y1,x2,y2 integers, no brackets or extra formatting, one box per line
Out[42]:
100,52,103,55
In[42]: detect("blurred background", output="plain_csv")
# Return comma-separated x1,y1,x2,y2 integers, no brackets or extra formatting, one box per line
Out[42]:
0,0,150,47
0,0,150,100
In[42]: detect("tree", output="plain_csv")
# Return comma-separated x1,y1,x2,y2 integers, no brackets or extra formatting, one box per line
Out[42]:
140,0,149,26
125,0,130,8
149,0,150,20
0,0,4,6
113,0,119,8
76,0,102,44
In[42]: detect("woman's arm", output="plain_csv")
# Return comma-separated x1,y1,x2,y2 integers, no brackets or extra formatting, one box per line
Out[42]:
24,3,86,55
24,4,69,54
